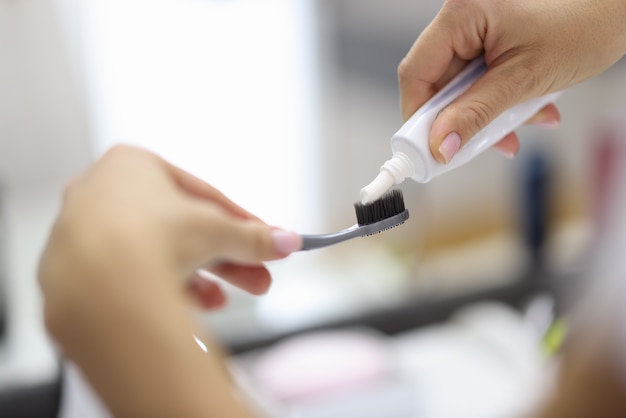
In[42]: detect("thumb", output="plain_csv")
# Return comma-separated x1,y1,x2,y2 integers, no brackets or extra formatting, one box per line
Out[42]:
429,59,541,164
190,204,302,266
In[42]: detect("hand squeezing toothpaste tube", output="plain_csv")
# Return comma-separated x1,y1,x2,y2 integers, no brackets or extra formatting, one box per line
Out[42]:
360,56,563,204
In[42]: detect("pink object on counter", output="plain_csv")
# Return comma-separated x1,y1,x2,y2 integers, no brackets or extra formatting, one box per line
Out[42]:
251,329,390,402
591,121,626,239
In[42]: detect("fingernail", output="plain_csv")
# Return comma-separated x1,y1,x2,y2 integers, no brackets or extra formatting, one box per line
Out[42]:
537,119,560,129
271,229,302,254
496,149,517,159
439,132,461,163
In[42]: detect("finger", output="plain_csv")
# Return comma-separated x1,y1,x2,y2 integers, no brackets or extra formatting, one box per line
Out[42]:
398,25,455,121
525,103,561,128
429,57,546,163
188,273,226,310
190,203,302,264
399,47,463,121
102,144,261,222
492,132,520,159
398,5,486,121
160,158,262,222
492,104,558,159
203,262,272,295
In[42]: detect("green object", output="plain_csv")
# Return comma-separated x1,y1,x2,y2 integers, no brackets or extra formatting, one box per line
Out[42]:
543,317,568,356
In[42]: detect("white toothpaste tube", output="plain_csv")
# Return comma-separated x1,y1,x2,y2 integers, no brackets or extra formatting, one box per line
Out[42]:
360,56,562,204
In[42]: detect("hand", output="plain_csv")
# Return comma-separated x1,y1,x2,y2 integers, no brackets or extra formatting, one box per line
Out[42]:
398,0,626,163
40,145,301,314
38,145,301,417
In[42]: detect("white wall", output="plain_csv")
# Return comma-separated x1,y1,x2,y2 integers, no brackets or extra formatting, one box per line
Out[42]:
0,0,93,189
0,0,94,389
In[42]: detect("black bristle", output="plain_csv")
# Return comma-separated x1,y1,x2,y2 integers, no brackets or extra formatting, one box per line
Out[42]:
354,189,406,226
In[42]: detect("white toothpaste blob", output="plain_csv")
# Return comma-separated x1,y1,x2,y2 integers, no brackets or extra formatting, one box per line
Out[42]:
360,152,414,204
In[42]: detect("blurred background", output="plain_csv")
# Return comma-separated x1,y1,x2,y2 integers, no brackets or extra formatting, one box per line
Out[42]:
1,0,625,417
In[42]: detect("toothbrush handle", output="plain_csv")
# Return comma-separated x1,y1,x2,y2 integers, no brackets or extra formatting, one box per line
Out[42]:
300,225,363,251
299,210,410,251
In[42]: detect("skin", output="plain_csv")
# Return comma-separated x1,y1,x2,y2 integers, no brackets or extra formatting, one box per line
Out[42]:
398,0,626,162
39,145,302,418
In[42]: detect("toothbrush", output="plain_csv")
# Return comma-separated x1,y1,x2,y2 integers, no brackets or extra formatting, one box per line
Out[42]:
299,190,408,251
360,55,564,204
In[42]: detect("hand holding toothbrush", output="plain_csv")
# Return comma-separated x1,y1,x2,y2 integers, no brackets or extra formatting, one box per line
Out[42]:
38,145,301,418
398,0,626,163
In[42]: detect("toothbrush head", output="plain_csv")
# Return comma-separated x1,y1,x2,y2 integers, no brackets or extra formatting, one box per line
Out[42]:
354,189,406,226
299,189,409,251
351,189,409,237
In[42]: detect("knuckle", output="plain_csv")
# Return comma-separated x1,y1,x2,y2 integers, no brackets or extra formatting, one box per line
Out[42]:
449,99,494,140
497,60,541,103
467,100,494,130
248,224,273,258
215,219,272,262
508,64,538,96
397,57,411,82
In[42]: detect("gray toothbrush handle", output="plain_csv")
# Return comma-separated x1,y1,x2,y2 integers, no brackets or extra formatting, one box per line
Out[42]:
299,210,409,251
300,224,363,251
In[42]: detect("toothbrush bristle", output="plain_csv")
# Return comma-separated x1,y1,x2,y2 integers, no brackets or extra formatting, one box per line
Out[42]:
354,189,406,226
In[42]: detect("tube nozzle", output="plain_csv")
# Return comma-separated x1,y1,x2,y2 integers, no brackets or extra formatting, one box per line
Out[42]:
360,170,395,204
360,152,414,204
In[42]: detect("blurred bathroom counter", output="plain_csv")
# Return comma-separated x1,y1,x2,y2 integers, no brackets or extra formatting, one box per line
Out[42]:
228,301,560,418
